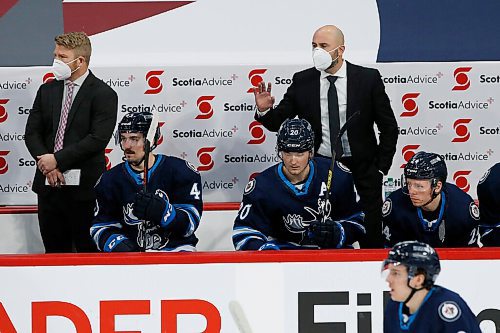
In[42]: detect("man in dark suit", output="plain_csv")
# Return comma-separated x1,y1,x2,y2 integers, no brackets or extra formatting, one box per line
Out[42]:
253,25,398,248
25,32,118,253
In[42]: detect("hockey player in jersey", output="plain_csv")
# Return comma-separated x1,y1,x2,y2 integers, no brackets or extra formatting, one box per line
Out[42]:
477,162,500,246
233,118,365,250
382,151,480,248
91,111,202,252
382,241,481,332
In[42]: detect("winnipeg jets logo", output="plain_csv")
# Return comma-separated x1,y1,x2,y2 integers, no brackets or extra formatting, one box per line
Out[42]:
123,203,141,225
438,301,461,322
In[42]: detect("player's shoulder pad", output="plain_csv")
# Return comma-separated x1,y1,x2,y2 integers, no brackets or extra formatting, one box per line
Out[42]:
336,161,351,173
478,168,491,184
243,178,257,196
185,160,200,174
469,201,480,220
438,301,462,323
382,198,393,217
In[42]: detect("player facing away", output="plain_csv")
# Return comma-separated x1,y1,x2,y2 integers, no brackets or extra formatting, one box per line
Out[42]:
477,162,500,246
382,151,480,248
91,111,202,252
232,118,365,250
382,241,481,332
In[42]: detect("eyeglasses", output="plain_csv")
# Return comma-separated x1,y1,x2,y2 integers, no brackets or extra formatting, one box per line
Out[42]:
120,136,144,147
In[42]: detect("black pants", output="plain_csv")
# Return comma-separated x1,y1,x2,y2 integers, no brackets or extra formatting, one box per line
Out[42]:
340,157,384,248
37,189,97,253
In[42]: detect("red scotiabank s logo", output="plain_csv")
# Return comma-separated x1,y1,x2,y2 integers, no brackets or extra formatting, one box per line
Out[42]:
197,147,216,171
247,121,266,144
0,99,9,123
452,118,471,142
145,70,164,94
105,148,113,170
453,170,471,192
400,93,420,117
43,72,55,84
196,96,215,119
452,67,472,91
247,69,267,93
400,144,421,168
0,151,10,175
157,121,166,146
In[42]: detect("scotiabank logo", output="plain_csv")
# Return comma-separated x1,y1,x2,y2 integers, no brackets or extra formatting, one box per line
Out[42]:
197,147,216,172
247,121,266,144
0,151,10,174
196,96,215,119
0,99,9,123
401,93,420,117
452,118,471,142
452,67,472,91
43,72,55,84
105,148,113,170
247,68,267,93
400,144,420,168
453,170,471,192
145,70,164,94
157,121,166,146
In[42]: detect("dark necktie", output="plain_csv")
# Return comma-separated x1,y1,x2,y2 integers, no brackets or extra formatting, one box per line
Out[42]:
327,75,343,157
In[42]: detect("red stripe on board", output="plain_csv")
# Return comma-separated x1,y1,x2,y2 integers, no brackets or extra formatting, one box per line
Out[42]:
63,1,194,36
0,248,499,267
0,202,240,215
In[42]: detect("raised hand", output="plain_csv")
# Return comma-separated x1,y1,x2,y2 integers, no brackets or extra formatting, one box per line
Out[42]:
253,81,275,112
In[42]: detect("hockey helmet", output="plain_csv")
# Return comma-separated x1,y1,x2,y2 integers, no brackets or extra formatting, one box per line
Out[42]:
477,162,500,224
276,118,314,153
117,111,159,149
404,151,447,186
383,241,441,289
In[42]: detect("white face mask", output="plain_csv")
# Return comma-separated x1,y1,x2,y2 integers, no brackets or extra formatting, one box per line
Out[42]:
312,45,342,71
51,58,80,81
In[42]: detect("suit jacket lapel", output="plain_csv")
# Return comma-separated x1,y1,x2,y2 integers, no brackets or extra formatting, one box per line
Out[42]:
346,61,358,119
51,80,64,134
66,72,95,129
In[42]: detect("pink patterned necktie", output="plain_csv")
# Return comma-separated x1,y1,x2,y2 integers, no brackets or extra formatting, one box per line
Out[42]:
54,81,75,152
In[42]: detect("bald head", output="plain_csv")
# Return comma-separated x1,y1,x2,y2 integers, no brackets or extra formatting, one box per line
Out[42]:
313,25,344,46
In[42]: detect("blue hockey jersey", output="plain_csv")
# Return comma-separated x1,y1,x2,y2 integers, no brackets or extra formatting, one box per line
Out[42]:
382,183,480,248
91,154,202,251
477,162,500,246
233,157,365,250
384,286,481,333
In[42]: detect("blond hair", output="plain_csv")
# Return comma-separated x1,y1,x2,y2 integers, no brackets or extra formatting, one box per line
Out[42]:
54,32,92,64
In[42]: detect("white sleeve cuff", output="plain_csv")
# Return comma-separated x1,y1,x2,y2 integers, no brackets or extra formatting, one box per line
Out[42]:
256,108,270,117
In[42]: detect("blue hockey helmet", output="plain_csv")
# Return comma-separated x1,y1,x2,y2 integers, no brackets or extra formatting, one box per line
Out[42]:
383,241,441,289
276,118,314,153
117,111,159,149
404,151,447,186
477,163,500,224
118,111,153,135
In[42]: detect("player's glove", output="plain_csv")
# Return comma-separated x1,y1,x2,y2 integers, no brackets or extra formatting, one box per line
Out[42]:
104,234,140,252
308,218,345,249
133,191,176,228
258,242,280,251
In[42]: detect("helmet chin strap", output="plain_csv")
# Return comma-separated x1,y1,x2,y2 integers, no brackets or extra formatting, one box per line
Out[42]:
403,283,426,305
421,188,440,209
